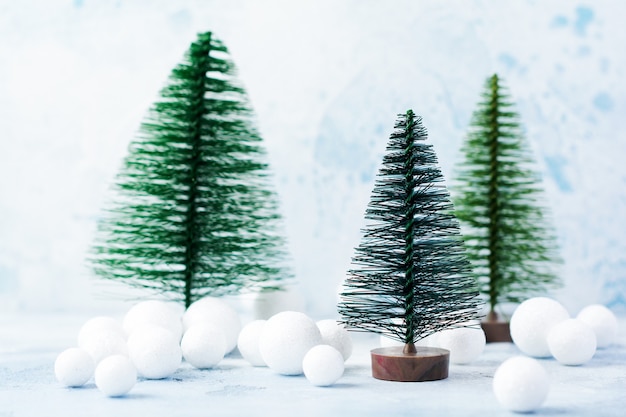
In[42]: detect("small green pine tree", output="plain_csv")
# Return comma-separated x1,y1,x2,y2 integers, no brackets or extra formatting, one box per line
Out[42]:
338,110,481,349
452,74,561,319
90,32,291,308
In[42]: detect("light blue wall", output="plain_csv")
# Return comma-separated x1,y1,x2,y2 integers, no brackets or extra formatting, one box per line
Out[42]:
1,0,624,316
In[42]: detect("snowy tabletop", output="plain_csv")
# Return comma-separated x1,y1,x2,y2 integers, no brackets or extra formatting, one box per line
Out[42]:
1,313,625,417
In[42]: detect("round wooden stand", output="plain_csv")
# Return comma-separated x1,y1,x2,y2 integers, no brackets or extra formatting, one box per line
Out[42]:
370,345,450,382
481,320,512,343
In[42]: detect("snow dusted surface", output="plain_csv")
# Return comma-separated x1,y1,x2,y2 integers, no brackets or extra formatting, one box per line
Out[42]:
1,314,626,416
1,0,626,318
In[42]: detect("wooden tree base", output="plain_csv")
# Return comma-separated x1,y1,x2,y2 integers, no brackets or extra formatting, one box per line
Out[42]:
481,320,512,343
370,346,450,382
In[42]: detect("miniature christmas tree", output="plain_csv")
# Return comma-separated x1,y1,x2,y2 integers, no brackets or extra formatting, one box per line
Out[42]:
338,110,482,382
452,74,560,340
90,32,291,308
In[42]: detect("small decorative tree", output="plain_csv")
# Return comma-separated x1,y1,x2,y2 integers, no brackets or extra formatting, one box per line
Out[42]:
90,32,291,308
338,110,482,382
452,74,560,341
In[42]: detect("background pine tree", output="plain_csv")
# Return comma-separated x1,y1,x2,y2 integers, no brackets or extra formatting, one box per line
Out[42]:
90,32,291,308
452,74,560,318
338,110,481,347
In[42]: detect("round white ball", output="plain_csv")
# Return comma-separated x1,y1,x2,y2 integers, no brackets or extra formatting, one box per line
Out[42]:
123,300,184,341
237,320,267,366
510,297,570,357
78,331,128,364
259,311,322,375
181,324,227,369
54,348,95,387
183,297,241,353
95,355,137,397
302,345,345,387
547,319,596,365
437,326,486,364
77,316,125,347
127,325,181,379
493,356,550,413
316,320,353,361
576,304,618,348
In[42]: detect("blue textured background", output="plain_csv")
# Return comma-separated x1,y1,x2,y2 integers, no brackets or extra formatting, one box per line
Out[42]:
0,0,624,317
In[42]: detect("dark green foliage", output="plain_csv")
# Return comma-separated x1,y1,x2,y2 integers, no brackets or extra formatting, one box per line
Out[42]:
90,32,291,308
338,110,482,345
452,74,560,315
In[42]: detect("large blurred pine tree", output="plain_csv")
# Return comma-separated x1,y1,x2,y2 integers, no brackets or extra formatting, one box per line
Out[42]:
90,32,291,307
453,74,560,318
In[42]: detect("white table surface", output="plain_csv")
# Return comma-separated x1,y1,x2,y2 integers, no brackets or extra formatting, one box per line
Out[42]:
1,313,625,417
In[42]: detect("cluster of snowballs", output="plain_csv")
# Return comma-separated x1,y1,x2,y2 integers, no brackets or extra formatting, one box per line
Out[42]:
54,298,353,397
493,297,618,413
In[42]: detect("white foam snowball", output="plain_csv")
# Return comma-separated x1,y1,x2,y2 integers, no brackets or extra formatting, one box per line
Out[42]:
302,345,345,387
493,356,550,413
183,297,242,353
316,320,353,361
123,300,184,341
259,311,323,375
576,304,618,348
77,316,125,348
436,326,486,364
237,320,267,366
127,325,181,379
78,331,128,364
54,348,95,387
94,355,137,397
547,319,596,365
510,297,570,357
180,324,226,369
